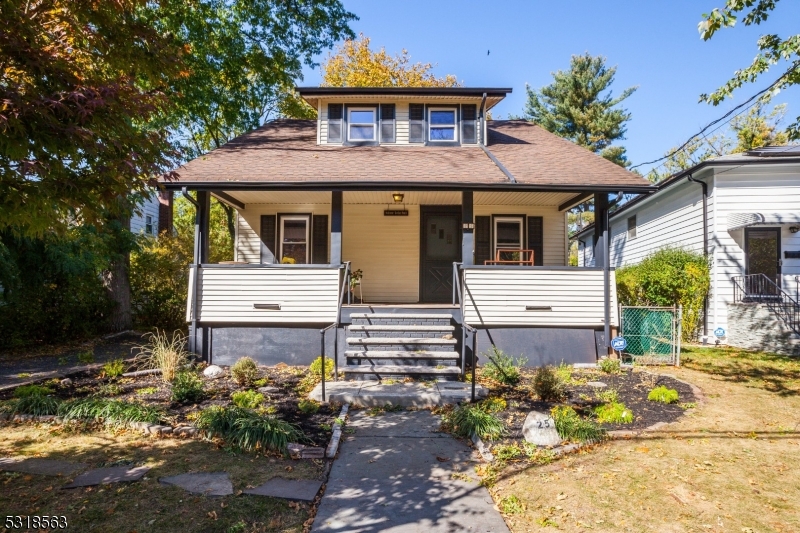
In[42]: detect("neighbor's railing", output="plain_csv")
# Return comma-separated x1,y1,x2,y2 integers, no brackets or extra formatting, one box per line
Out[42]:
732,274,800,336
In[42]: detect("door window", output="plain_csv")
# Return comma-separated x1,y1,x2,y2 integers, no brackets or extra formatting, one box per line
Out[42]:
746,227,780,285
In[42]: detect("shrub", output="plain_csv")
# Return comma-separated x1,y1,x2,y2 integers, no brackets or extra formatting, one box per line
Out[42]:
77,351,94,364
133,330,189,382
59,398,163,428
309,356,334,379
13,384,54,398
102,359,126,378
594,402,633,424
616,247,710,341
195,406,301,453
551,405,606,442
231,357,259,386
136,386,158,396
648,386,679,404
298,399,320,414
478,397,507,413
532,366,567,402
171,371,205,404
599,358,621,374
96,383,123,397
481,346,526,385
7,395,61,416
231,390,264,409
448,404,504,441
595,388,619,404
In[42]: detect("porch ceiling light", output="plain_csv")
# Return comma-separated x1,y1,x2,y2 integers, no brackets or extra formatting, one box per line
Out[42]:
392,193,405,203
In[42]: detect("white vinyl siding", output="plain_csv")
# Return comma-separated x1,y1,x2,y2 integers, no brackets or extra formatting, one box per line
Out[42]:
463,268,618,327
131,192,160,235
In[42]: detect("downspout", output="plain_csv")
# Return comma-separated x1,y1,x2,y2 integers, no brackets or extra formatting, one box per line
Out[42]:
182,187,201,353
687,174,709,339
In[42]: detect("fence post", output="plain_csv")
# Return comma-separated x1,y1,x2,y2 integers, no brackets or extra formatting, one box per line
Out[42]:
676,305,683,367
471,329,477,403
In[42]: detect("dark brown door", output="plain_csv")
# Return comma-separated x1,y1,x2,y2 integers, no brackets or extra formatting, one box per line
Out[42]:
745,227,781,296
420,206,461,303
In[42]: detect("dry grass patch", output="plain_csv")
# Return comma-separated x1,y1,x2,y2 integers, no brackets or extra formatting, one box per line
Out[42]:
487,346,800,532
0,423,323,532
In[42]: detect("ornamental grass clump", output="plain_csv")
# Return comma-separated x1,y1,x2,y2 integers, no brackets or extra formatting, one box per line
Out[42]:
481,346,526,385
448,404,504,441
133,330,189,382
309,356,334,379
231,390,265,409
533,365,567,402
648,385,680,404
593,401,633,424
171,371,205,404
231,357,259,386
551,405,606,443
195,405,301,454
13,384,54,398
6,395,61,416
58,398,163,428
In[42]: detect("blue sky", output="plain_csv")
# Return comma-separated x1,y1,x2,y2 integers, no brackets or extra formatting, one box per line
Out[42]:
300,0,799,174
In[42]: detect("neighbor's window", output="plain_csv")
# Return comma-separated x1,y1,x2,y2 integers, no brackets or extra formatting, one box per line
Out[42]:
348,108,376,141
145,215,154,235
428,108,457,142
627,215,637,239
494,217,523,261
280,215,310,264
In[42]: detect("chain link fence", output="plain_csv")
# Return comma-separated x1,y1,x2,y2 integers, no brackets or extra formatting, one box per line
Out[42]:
619,306,682,366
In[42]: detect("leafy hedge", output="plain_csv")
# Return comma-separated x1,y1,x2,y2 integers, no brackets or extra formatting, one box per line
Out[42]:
616,247,710,341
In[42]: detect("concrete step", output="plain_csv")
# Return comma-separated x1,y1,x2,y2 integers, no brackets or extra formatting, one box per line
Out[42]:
349,313,454,320
344,350,459,359
343,365,461,375
347,325,455,332
346,337,457,346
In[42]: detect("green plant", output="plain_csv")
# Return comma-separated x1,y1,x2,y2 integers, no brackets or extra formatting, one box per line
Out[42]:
481,346,526,385
13,384,54,398
594,401,634,424
230,357,259,386
58,398,163,428
595,388,620,404
447,404,504,441
77,350,94,364
7,395,61,416
551,405,606,443
493,443,523,461
231,390,265,409
498,494,525,515
599,358,621,374
136,386,158,396
171,371,205,404
532,365,567,402
648,385,680,404
679,402,697,410
132,330,189,382
96,383,123,397
101,359,125,378
195,406,301,453
57,357,68,366
349,268,363,290
298,399,320,414
478,397,507,413
253,378,269,387
309,356,334,379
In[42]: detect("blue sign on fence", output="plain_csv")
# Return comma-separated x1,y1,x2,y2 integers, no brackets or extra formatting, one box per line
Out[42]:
714,327,726,338
611,336,627,351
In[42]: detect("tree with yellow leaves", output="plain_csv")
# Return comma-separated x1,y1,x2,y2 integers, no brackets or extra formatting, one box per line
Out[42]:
321,34,460,87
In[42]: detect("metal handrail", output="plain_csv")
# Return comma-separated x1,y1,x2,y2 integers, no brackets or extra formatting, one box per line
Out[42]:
319,262,351,402
464,324,478,402
732,274,800,335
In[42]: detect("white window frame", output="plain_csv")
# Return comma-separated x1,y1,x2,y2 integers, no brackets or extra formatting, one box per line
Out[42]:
493,216,524,258
347,107,376,142
428,107,458,142
279,215,311,264
145,215,153,235
627,215,637,239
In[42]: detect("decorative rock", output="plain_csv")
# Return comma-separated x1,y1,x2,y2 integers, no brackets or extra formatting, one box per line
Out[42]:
60,378,73,387
159,472,233,496
522,411,562,447
586,381,608,388
257,386,280,394
300,447,325,459
287,443,305,459
203,365,224,379
160,427,173,435
0,457,88,476
244,477,322,501
63,466,150,488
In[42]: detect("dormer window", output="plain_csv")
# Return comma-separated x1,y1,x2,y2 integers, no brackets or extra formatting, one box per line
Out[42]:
429,108,457,142
348,108,376,141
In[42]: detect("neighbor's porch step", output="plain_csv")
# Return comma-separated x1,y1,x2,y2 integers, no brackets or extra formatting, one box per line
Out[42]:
347,325,455,332
343,365,461,375
349,313,454,320
344,350,459,359
346,337,457,345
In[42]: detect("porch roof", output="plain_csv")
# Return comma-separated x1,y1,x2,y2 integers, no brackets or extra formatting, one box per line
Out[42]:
162,119,654,193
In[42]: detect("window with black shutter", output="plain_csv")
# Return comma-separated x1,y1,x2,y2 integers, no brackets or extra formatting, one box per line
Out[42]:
260,215,277,263
312,215,329,264
409,104,424,143
327,104,343,143
527,216,544,266
475,216,491,265
461,104,477,144
380,104,395,143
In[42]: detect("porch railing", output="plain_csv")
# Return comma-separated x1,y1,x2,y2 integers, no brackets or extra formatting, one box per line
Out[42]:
732,274,800,336
319,262,350,402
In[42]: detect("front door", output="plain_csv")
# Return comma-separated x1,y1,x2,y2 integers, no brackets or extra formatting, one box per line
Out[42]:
745,227,781,296
420,206,461,303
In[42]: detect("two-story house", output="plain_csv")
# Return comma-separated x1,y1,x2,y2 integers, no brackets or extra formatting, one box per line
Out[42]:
161,86,654,378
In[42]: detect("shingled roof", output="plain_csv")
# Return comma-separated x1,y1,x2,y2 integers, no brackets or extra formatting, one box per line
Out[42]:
163,119,653,192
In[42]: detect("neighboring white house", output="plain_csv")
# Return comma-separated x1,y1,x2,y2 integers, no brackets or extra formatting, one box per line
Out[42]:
574,146,800,354
130,189,168,236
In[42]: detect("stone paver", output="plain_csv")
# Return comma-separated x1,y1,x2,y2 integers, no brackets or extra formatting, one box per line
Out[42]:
63,466,150,488
159,472,233,496
309,381,487,407
313,410,509,532
244,478,322,501
0,457,87,477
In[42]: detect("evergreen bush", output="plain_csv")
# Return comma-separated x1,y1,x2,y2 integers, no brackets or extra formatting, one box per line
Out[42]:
171,371,205,404
481,346,526,385
532,365,567,402
231,357,259,386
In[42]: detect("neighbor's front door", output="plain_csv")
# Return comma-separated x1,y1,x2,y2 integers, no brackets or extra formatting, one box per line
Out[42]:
420,206,461,303
745,227,781,295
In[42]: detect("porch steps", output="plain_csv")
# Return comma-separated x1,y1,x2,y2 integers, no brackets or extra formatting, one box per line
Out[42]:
343,312,460,381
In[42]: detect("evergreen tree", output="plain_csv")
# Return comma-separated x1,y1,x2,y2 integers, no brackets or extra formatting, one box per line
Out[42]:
522,53,637,167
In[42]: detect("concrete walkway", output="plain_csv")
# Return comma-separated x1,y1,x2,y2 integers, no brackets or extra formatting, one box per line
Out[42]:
313,410,509,533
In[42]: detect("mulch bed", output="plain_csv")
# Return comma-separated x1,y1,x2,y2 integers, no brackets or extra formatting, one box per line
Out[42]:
487,367,696,446
0,364,336,448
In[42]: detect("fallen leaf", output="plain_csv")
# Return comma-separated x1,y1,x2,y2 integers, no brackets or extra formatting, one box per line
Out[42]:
285,466,293,472
557,493,567,501
436,456,450,462
207,511,218,520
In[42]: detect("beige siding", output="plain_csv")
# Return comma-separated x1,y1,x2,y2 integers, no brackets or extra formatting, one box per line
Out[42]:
463,268,618,327
195,266,341,324
395,102,409,144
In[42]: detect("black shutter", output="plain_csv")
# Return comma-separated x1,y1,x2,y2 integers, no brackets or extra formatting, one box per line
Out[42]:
461,104,477,144
475,216,491,266
527,216,544,266
312,215,329,264
328,104,343,143
380,104,395,143
260,215,277,263
409,104,424,143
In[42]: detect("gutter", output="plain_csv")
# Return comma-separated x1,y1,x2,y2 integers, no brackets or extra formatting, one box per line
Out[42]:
687,173,709,338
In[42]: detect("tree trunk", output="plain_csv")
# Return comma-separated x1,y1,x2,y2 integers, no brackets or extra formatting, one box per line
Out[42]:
220,202,236,245
105,212,132,332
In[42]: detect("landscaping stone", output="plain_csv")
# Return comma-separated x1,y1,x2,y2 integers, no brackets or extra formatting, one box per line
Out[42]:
245,477,322,501
63,466,150,488
522,411,562,447
159,472,233,496
309,381,488,407
60,378,73,387
257,386,280,394
0,457,87,477
203,365,224,379
586,381,608,388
